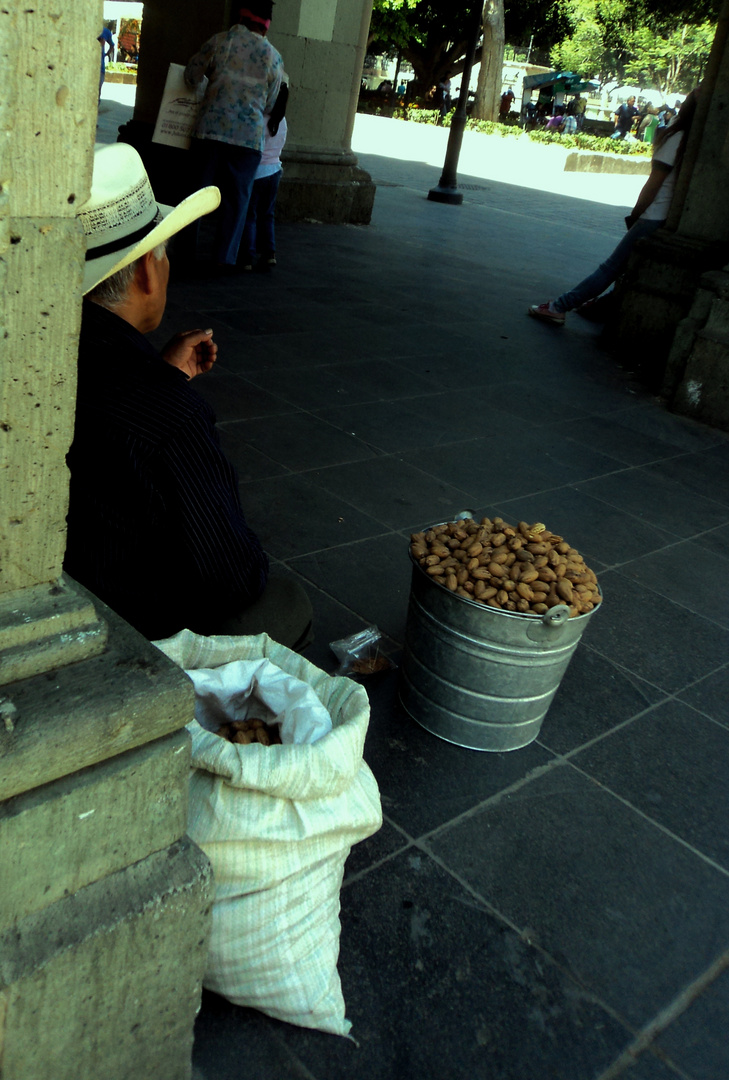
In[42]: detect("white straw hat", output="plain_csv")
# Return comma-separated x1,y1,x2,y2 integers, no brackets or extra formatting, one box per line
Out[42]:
78,143,220,294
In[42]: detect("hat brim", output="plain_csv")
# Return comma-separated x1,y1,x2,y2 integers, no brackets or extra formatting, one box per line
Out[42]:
82,184,220,295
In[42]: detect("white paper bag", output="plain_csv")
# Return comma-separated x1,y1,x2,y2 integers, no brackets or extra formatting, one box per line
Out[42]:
152,62,206,149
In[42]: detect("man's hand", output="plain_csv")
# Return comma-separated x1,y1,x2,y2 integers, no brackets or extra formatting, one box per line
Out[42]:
162,328,218,380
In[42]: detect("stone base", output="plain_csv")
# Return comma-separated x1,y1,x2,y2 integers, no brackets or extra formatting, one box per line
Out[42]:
277,155,376,225
667,266,729,431
0,576,107,687
607,231,729,393
1,729,190,928
0,838,212,1080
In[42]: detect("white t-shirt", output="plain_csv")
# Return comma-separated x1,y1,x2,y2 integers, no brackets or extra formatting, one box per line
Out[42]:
641,130,683,221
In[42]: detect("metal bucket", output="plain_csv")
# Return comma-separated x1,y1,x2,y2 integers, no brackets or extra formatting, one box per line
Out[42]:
399,555,601,752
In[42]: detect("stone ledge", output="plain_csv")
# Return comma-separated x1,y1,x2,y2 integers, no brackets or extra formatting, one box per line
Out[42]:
564,150,651,175
0,729,191,930
0,583,194,802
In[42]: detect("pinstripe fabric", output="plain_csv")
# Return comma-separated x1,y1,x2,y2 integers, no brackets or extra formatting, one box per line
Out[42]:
64,302,269,639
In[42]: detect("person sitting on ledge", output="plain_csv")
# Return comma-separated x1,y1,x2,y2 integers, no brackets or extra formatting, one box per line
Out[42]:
65,142,313,649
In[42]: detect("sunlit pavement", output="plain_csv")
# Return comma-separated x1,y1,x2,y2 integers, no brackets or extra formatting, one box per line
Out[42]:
98,83,729,1080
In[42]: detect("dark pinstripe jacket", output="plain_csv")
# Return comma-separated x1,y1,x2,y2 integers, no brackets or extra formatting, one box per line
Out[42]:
64,301,269,640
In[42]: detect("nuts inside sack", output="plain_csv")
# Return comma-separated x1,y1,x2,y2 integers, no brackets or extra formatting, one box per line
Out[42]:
215,718,282,746
410,518,601,618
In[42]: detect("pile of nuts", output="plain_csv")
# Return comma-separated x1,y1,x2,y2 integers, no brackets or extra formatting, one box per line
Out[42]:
215,718,282,746
410,517,601,618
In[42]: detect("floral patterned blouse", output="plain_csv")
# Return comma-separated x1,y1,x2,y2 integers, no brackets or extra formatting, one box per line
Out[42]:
184,25,283,153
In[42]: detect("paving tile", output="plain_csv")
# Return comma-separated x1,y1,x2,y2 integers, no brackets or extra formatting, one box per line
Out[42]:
343,819,410,880
267,562,392,675
585,570,729,694
312,398,455,454
677,665,729,729
225,412,377,472
571,699,729,869
655,962,729,1080
606,403,728,453
646,446,729,506
618,539,729,629
192,992,330,1080
427,763,729,1028
493,487,675,568
537,646,667,756
289,536,412,643
238,473,387,560
193,368,295,421
574,465,729,538
245,357,442,410
304,457,475,531
692,523,729,559
556,416,688,467
216,422,290,483
359,668,554,838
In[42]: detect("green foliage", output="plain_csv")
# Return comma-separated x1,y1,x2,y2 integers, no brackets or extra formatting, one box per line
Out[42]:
550,0,716,93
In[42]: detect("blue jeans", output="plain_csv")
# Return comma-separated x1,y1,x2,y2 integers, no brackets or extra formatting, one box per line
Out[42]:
241,168,282,263
554,218,664,313
198,141,262,265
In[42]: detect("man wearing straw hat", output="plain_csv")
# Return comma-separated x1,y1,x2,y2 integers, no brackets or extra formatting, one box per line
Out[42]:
64,142,313,648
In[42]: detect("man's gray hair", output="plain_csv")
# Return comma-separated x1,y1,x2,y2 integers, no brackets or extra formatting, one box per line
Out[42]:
88,241,167,308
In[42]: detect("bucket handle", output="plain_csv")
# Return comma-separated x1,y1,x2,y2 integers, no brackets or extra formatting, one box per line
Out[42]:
525,604,572,641
541,604,571,627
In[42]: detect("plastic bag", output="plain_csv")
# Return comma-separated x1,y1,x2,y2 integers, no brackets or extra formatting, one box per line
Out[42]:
329,625,395,677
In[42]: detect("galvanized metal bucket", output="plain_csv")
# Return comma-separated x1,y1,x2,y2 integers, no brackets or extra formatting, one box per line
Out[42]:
399,554,601,752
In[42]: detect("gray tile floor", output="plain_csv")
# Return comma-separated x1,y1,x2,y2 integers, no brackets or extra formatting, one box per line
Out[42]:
99,97,729,1079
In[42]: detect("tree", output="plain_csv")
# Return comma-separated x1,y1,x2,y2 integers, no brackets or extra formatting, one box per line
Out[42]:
550,0,718,93
473,0,506,120
624,21,715,94
368,0,477,92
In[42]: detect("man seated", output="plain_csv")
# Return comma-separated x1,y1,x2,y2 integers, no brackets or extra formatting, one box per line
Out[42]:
65,143,312,648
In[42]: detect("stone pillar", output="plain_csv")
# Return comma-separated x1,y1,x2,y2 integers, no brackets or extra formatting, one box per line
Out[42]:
1,5,212,1076
119,0,376,222
273,0,376,223
609,1,729,396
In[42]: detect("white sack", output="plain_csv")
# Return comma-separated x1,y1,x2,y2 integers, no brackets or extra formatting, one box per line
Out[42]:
154,630,382,1036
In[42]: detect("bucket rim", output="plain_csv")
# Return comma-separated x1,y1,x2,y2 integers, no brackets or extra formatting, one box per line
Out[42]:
408,545,602,624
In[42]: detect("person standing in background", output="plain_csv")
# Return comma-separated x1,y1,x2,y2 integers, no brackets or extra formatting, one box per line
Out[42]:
240,81,289,273
97,25,114,99
185,1,283,274
612,95,638,139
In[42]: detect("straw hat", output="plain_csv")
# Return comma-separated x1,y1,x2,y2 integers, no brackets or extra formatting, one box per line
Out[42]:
78,143,220,294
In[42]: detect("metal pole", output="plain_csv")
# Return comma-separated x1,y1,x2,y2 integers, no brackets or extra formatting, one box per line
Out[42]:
427,6,483,205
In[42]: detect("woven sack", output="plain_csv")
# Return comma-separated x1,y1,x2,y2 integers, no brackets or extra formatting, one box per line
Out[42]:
154,629,382,1036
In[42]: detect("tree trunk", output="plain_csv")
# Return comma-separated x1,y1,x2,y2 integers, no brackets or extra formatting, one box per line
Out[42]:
472,0,505,121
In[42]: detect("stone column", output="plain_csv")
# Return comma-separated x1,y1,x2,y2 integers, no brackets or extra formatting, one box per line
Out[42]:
609,1,729,396
1,5,212,1076
119,0,376,223
273,0,376,223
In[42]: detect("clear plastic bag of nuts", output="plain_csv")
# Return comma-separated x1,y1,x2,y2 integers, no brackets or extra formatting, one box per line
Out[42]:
410,517,602,618
329,626,396,677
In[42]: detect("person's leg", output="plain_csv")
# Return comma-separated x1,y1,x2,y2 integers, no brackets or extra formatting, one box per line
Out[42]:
257,168,282,261
212,577,314,653
553,218,663,313
240,178,261,269
213,144,262,266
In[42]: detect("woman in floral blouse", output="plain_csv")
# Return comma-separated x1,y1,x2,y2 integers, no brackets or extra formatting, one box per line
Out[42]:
185,1,283,272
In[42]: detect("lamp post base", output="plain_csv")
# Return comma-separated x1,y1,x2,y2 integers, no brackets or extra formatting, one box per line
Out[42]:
427,186,464,205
